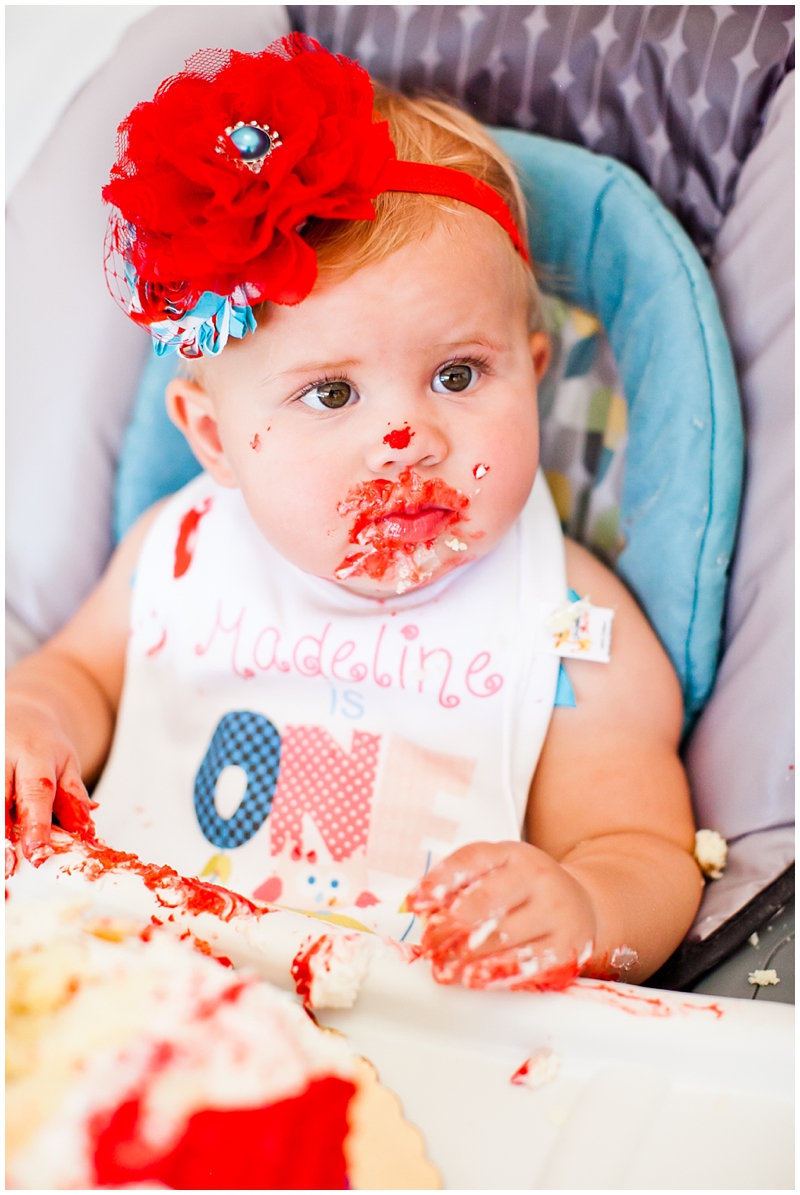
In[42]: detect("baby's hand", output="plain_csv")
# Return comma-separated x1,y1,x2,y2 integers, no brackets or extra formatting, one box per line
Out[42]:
406,841,596,990
5,696,96,868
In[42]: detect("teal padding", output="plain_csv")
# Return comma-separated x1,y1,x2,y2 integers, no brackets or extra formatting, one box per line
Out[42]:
113,353,202,544
492,130,743,726
554,665,577,709
114,132,743,726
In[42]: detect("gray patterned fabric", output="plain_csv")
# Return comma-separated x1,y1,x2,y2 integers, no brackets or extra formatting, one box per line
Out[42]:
289,5,794,258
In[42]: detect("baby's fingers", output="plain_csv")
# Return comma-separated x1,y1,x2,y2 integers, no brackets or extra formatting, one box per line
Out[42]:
52,762,95,840
12,766,57,866
408,842,508,913
420,866,530,957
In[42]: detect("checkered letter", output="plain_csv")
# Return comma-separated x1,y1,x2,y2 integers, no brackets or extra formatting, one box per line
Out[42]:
194,711,282,849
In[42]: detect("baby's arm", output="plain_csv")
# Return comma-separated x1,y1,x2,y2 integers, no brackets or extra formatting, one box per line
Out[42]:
409,539,703,984
6,506,162,863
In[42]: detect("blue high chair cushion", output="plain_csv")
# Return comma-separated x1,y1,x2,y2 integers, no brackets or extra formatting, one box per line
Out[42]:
114,132,743,726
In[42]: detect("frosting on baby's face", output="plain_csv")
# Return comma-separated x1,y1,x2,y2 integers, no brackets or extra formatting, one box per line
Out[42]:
171,214,548,598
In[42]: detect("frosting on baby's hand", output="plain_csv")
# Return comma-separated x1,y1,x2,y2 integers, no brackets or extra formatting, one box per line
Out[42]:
407,841,596,992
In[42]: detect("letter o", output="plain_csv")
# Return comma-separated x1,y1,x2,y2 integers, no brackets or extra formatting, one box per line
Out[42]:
194,711,281,849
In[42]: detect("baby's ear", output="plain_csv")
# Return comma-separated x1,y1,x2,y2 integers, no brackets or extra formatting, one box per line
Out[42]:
166,377,237,487
530,330,552,383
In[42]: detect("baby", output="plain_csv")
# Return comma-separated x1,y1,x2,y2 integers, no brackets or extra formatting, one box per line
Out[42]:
6,37,702,988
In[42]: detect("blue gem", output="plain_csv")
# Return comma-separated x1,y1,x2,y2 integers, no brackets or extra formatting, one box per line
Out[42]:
230,125,271,161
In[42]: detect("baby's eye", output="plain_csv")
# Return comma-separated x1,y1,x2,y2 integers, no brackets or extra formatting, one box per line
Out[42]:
432,363,478,393
300,380,358,410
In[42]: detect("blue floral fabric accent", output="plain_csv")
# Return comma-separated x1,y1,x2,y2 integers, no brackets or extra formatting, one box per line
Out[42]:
150,292,257,358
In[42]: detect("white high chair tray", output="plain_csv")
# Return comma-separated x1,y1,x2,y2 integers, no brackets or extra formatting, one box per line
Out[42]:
8,852,793,1191
321,966,793,1190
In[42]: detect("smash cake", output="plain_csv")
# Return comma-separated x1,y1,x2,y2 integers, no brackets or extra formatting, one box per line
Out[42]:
5,843,439,1189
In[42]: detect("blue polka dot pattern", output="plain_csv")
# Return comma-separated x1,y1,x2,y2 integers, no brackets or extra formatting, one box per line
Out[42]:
194,711,281,849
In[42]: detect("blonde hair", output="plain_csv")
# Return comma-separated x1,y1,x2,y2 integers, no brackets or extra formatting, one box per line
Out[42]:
271,85,542,330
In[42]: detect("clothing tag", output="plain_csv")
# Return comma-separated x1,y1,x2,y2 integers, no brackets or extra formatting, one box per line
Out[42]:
539,595,613,663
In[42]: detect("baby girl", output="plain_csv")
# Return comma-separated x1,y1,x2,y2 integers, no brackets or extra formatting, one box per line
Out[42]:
6,37,702,988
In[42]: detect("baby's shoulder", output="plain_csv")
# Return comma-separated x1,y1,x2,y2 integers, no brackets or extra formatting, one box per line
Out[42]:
562,538,683,739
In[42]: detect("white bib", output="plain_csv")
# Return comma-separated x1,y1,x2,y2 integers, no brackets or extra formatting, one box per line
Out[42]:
94,470,567,940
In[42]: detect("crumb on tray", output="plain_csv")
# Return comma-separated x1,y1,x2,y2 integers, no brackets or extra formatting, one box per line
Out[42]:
511,1047,561,1089
748,969,780,987
694,829,728,879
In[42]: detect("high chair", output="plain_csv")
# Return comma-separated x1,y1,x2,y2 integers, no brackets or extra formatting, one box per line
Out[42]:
11,2,792,995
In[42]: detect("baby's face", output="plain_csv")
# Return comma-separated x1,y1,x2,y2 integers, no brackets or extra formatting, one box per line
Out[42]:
174,215,548,598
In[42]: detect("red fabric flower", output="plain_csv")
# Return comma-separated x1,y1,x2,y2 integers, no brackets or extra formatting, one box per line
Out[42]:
103,35,395,307
137,278,198,322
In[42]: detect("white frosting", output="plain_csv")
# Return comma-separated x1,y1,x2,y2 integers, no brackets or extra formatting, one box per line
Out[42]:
6,832,380,1006
299,932,372,1009
467,917,499,951
512,1046,561,1089
610,944,638,974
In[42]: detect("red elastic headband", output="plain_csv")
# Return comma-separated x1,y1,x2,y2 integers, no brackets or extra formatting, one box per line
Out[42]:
379,160,529,262
102,34,529,358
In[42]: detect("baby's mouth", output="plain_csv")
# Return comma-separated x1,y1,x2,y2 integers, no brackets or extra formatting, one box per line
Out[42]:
377,506,455,545
334,468,471,592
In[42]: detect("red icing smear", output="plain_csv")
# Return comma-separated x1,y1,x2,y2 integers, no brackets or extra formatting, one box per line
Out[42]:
456,953,580,993
382,938,424,964
180,932,233,968
383,424,414,449
5,784,97,878
47,829,269,925
418,918,580,991
569,980,723,1019
174,498,212,579
54,785,99,838
335,467,469,584
146,628,167,657
510,1059,531,1086
92,1076,355,1190
409,867,581,993
291,936,329,1009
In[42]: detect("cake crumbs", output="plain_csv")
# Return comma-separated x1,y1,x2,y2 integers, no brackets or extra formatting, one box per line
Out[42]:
748,969,780,987
694,829,728,879
511,1047,560,1089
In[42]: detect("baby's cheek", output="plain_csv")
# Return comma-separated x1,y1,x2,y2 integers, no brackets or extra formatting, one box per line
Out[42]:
470,447,539,545
239,463,348,571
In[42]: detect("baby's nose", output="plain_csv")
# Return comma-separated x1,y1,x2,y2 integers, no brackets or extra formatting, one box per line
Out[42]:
368,419,448,473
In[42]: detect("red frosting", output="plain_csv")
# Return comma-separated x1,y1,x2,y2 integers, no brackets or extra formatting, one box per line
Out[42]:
336,467,469,583
92,1075,355,1189
291,935,329,1009
174,498,212,578
43,828,270,926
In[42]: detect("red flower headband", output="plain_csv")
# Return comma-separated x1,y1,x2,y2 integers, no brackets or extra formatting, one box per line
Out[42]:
103,34,529,358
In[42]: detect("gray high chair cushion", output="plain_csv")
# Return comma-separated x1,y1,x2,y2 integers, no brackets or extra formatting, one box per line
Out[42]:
684,70,795,937
289,5,795,259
